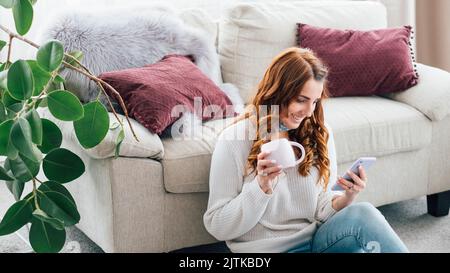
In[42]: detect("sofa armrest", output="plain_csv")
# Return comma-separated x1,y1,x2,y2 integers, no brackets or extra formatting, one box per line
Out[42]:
384,63,450,121
38,108,164,160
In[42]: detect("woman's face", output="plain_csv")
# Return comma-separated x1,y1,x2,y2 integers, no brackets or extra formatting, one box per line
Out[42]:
280,79,324,130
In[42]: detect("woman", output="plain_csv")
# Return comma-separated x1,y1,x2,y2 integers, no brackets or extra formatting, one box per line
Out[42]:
203,47,409,253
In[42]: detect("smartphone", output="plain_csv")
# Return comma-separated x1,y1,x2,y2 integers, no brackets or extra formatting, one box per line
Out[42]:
331,157,376,191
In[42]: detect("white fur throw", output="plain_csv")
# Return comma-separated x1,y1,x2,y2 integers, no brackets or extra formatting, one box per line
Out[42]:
38,6,234,107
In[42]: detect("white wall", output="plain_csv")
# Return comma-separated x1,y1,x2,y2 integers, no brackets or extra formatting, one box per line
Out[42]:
0,0,415,61
0,0,235,60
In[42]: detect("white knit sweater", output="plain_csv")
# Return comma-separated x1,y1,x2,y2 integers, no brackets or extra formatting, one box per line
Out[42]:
203,119,342,253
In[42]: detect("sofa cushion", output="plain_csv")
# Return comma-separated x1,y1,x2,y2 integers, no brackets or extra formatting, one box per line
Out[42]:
179,8,219,52
323,96,432,164
296,24,419,97
219,1,388,104
383,63,450,122
99,55,234,135
162,97,432,194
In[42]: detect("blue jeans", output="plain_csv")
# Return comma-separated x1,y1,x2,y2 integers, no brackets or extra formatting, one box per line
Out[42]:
288,202,409,253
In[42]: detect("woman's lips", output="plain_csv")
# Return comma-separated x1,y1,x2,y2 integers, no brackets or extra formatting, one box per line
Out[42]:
291,113,304,123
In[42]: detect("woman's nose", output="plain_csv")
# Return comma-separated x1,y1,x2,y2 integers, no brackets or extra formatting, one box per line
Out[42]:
306,102,315,116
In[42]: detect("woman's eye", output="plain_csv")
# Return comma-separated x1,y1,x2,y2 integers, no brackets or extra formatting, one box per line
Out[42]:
297,99,306,103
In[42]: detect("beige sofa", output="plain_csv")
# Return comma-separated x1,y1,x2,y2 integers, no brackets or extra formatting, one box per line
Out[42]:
39,1,450,252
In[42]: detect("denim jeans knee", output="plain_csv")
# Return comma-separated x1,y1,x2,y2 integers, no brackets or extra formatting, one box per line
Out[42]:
341,202,385,224
311,202,409,253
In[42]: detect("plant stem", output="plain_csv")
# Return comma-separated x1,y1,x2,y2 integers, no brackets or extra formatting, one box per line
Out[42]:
0,24,39,49
63,43,133,141
32,179,40,210
64,54,124,129
0,23,139,142
6,35,13,69
40,72,57,97
31,94,47,100
15,72,56,119
63,61,139,142
64,53,90,74
34,177,43,184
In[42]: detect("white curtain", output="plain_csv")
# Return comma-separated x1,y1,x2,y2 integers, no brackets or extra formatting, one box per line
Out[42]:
416,0,450,72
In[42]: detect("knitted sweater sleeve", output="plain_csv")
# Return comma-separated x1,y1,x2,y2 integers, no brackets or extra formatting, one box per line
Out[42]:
203,136,272,241
315,124,343,223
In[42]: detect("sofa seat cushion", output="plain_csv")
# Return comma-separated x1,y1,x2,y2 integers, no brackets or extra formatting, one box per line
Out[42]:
324,96,432,163
163,96,432,194
162,118,236,193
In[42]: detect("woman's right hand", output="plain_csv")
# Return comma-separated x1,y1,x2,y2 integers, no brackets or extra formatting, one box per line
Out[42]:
257,151,283,194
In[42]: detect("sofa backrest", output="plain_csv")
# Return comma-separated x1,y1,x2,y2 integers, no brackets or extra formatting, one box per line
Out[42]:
219,1,388,104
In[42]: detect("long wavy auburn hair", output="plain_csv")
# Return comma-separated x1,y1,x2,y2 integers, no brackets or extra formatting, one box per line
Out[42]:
234,47,331,190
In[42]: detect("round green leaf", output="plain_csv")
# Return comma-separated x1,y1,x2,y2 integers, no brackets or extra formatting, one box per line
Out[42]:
3,160,24,201
7,60,34,101
0,119,19,159
54,75,65,84
36,40,64,72
39,191,80,227
25,109,43,145
64,50,84,68
0,165,14,181
0,40,6,51
32,209,65,231
35,97,47,108
27,60,52,96
11,117,39,162
6,104,23,122
12,0,34,35
9,152,40,183
115,128,125,159
43,148,85,183
6,134,19,160
74,101,109,149
0,199,33,236
5,179,25,201
0,69,7,90
0,119,13,156
47,90,84,121
38,181,76,204
0,0,14,8
0,102,6,122
22,190,34,207
2,91,21,108
0,62,11,71
29,217,66,253
38,119,62,154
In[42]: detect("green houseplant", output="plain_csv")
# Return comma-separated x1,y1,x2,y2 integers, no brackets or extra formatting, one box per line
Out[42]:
0,0,137,252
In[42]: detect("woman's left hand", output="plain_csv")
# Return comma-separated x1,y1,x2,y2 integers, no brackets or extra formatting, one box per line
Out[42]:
337,165,368,200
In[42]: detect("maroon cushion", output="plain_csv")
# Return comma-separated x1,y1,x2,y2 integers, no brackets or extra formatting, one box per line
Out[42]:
99,55,234,134
296,23,419,97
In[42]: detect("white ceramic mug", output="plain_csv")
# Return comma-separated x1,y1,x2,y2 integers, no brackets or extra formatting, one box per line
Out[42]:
261,138,306,169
